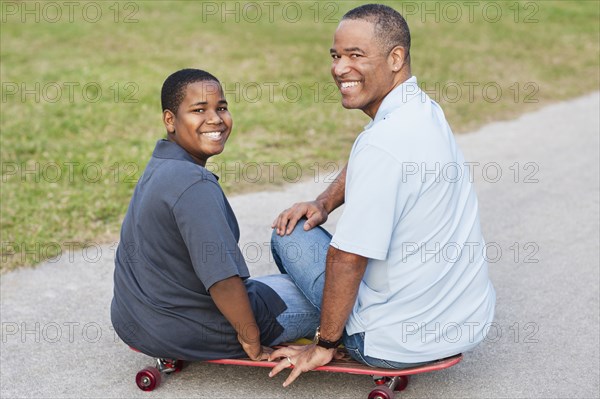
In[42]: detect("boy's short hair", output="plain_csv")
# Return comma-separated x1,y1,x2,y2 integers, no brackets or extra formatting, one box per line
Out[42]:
161,69,221,113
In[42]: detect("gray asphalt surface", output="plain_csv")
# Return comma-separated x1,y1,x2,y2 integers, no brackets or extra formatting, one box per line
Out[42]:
1,92,599,398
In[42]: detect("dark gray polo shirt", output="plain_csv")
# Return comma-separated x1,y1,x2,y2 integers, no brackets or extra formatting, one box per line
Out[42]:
111,139,285,360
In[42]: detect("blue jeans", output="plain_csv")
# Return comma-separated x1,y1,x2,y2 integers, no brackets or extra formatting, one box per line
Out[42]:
270,221,424,369
252,274,319,345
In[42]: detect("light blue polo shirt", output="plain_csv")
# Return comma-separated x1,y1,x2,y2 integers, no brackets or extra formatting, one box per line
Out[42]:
331,77,496,363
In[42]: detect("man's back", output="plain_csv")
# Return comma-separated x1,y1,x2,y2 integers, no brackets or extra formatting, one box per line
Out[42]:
333,78,496,362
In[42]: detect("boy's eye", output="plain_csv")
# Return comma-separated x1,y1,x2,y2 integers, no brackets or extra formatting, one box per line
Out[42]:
193,109,205,113
217,106,228,111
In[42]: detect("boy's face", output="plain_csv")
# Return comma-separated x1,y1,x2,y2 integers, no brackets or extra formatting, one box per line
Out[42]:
163,80,232,166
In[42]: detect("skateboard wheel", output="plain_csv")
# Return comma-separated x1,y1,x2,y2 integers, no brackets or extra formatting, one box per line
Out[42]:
136,367,161,391
368,385,394,399
395,376,409,391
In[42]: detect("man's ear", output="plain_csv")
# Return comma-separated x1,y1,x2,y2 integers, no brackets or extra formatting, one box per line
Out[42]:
163,109,176,134
389,46,407,72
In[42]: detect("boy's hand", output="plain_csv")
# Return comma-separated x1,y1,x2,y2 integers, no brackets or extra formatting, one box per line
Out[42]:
238,334,273,361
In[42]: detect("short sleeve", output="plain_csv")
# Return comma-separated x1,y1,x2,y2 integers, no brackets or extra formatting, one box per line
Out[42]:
331,145,403,260
172,180,247,289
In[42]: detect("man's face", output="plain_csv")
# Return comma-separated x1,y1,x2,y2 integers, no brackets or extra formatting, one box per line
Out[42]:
165,81,232,166
330,19,396,119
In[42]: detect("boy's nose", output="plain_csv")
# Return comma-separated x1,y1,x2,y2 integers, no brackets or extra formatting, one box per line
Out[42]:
206,111,223,124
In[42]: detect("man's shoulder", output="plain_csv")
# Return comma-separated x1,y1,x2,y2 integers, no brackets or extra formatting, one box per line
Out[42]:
382,94,440,130
364,96,452,154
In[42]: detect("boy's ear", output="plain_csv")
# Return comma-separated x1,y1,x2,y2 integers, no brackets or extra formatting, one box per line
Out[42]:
163,109,176,134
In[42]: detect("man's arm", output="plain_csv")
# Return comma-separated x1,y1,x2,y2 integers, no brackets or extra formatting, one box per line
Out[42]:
319,246,366,342
315,164,347,215
209,276,269,361
269,246,367,386
272,164,347,235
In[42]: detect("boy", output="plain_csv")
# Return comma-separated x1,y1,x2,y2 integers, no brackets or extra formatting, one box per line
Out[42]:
111,69,318,361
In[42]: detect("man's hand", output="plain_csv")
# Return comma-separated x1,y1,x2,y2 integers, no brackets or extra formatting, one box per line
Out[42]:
271,200,328,236
271,164,347,235
268,344,335,387
238,334,273,361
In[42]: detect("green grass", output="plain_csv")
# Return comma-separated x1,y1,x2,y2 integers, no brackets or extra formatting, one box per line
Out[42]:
1,0,598,271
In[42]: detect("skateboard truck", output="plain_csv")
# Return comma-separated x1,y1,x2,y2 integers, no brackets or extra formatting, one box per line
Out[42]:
370,375,410,399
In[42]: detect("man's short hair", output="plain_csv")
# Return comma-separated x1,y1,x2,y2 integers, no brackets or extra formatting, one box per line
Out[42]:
342,4,411,64
161,68,220,113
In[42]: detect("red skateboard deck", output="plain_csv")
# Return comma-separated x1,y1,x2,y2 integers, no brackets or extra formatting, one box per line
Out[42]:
206,347,462,377
132,343,462,398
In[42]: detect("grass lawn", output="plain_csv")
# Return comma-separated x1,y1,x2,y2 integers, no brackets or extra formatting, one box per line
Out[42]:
1,0,598,271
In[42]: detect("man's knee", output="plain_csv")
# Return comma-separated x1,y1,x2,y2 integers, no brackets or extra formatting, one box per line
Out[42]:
271,220,307,250
272,229,301,260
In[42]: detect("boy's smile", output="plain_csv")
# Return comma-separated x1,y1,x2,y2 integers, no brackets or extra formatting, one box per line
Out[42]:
164,80,232,166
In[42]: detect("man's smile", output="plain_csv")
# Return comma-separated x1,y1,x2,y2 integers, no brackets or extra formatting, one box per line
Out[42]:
339,80,362,94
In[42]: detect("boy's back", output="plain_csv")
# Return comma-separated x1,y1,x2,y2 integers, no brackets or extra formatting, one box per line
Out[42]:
111,139,285,360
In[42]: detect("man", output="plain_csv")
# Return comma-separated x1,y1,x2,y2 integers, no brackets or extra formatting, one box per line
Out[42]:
268,4,496,387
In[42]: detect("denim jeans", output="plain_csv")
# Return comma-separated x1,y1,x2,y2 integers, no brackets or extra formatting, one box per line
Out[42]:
251,274,319,346
270,221,424,369
343,332,427,369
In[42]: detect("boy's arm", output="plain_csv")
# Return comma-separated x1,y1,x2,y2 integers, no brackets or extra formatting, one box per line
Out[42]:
209,275,267,360
272,164,347,235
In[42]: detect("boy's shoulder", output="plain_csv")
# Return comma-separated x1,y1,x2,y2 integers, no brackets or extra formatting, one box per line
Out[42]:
132,139,225,212
147,139,219,186
146,155,219,195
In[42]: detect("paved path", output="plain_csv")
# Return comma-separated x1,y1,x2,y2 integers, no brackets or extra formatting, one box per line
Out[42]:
1,92,599,398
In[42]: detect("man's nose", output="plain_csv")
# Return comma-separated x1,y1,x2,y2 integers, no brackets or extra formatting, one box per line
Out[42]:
332,57,351,77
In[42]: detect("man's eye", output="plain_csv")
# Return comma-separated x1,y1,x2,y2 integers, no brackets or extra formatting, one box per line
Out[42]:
217,107,228,111
331,54,340,59
350,54,361,58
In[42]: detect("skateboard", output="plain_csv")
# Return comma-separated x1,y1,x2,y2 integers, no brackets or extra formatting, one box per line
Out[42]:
132,345,462,399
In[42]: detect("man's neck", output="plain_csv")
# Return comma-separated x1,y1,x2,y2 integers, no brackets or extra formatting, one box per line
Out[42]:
364,71,413,119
